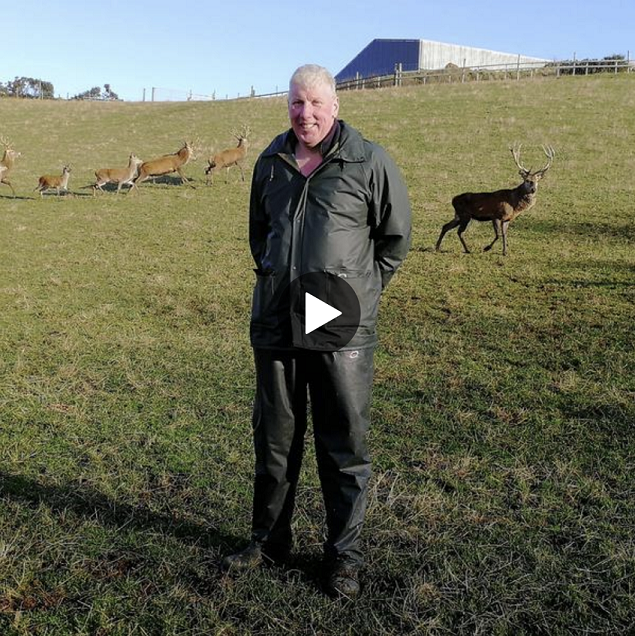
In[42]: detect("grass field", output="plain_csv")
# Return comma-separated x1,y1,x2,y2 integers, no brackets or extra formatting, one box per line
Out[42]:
1,74,634,634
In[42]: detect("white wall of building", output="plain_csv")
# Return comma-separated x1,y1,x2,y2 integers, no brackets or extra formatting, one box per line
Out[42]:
418,39,549,70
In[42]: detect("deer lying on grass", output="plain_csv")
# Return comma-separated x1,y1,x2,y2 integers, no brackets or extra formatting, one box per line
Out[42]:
0,136,22,197
436,144,555,256
93,153,143,195
35,165,72,197
205,126,250,185
131,141,196,191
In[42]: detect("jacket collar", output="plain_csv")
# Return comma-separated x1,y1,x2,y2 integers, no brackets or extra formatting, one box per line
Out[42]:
318,119,340,157
262,120,366,163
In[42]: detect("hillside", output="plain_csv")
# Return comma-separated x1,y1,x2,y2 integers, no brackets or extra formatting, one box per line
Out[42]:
1,74,634,634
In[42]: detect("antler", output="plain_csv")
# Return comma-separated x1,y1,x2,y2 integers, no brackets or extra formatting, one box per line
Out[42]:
535,145,555,177
510,142,530,176
0,136,13,150
185,137,203,160
232,125,251,140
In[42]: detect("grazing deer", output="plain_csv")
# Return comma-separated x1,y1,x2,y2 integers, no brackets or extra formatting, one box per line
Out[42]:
205,126,250,185
436,144,555,256
131,141,196,191
35,165,72,197
93,153,143,195
0,136,22,197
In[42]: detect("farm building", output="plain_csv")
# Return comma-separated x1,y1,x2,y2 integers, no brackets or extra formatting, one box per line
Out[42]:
335,39,550,82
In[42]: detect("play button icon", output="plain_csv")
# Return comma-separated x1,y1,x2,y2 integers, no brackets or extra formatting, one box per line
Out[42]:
305,293,342,334
289,272,362,350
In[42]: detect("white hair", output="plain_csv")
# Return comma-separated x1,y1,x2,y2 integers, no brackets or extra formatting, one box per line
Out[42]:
289,64,337,97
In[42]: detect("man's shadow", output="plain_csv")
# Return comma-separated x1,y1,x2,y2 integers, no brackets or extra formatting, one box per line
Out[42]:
0,471,239,553
0,472,329,594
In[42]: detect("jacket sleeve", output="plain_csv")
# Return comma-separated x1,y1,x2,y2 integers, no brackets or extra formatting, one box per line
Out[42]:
368,145,412,289
249,156,269,271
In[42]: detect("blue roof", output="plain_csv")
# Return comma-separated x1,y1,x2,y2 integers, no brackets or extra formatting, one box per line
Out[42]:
336,39,420,82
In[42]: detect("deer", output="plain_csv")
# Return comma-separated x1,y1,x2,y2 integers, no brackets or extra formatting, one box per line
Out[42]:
131,141,196,191
93,153,143,195
0,136,22,197
35,165,72,197
435,144,555,256
205,126,250,185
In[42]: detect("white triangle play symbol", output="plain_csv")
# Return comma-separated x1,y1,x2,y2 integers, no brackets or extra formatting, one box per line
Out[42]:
305,293,342,334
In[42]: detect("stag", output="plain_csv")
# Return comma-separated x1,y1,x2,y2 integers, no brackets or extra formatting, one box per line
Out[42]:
35,165,72,197
131,141,196,191
93,153,143,195
0,136,22,197
436,144,555,256
205,126,251,185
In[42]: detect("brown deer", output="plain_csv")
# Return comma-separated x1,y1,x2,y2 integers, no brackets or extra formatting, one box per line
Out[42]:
131,141,196,191
93,153,143,195
436,144,555,256
205,126,250,185
0,136,22,197
35,165,72,197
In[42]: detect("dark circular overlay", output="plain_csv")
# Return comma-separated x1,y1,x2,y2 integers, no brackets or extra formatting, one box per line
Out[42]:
289,272,361,350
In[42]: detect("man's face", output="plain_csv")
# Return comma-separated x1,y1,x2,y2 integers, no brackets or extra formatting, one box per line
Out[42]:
288,81,339,150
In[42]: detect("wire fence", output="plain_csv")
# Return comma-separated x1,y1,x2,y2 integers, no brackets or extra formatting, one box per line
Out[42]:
146,86,260,102
335,58,634,92
145,57,634,102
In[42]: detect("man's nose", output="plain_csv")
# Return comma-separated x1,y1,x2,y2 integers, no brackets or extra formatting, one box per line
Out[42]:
299,103,314,118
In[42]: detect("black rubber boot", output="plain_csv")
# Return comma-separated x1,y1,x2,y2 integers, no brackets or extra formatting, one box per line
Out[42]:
220,542,264,573
324,557,361,600
221,541,290,573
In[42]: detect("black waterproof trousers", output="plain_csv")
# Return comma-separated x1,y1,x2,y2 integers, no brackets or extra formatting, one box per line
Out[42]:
251,348,374,565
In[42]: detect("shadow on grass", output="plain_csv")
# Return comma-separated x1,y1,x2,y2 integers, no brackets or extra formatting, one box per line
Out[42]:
37,190,95,198
528,218,635,242
530,257,635,290
0,471,339,598
132,174,199,188
82,182,133,194
0,193,38,200
0,471,240,552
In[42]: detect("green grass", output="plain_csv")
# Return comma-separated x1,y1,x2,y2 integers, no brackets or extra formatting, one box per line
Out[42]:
1,74,634,634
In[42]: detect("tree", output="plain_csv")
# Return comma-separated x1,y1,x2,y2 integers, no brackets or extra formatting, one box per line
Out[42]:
72,84,121,101
0,76,54,99
103,84,120,100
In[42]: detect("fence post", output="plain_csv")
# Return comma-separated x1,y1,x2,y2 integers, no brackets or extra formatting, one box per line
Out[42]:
516,54,521,80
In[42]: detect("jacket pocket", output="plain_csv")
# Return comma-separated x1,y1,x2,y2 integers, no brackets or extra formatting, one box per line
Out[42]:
251,270,277,326
324,268,381,328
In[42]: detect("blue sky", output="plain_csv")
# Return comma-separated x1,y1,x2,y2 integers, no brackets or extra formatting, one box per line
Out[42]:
3,0,633,101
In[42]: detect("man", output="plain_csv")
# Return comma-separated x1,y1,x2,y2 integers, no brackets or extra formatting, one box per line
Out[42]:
222,64,411,599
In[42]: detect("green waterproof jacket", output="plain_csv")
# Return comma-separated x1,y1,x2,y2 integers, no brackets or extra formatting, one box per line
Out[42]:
249,120,411,351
